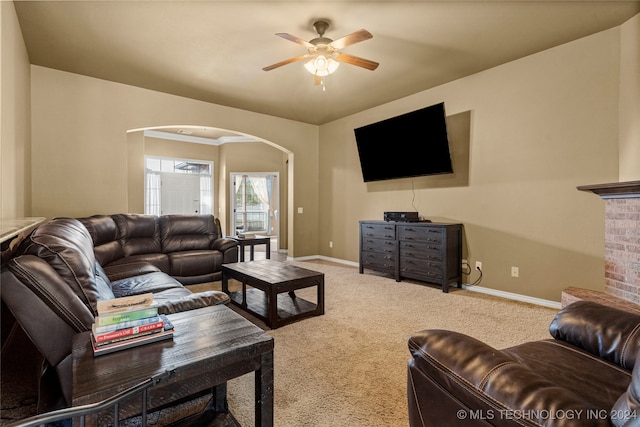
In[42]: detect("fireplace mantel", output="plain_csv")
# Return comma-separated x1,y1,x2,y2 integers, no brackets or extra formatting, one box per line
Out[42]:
577,180,640,198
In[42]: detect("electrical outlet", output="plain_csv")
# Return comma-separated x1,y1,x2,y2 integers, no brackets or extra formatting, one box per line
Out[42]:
475,261,482,271
511,266,519,277
329,241,333,248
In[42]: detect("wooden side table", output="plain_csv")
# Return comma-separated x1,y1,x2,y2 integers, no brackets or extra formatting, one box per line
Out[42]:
228,236,271,261
72,305,274,426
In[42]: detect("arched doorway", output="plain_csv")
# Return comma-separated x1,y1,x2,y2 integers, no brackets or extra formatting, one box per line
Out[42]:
126,125,294,257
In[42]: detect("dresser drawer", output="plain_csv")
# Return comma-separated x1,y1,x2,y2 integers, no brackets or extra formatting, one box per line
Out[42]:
362,237,397,255
400,241,442,261
400,258,443,281
361,223,396,240
361,251,396,272
398,225,443,243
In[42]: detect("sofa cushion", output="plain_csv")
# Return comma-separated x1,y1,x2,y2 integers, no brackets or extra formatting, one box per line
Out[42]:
110,272,187,297
17,218,104,315
108,253,170,274
160,214,219,253
78,215,124,266
167,250,222,277
102,261,161,281
113,214,162,256
109,271,229,314
549,301,640,371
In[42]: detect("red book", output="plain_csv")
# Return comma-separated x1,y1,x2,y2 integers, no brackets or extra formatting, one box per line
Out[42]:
92,319,165,343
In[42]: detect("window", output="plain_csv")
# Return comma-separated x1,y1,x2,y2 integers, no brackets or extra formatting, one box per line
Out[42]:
144,157,213,215
231,173,278,236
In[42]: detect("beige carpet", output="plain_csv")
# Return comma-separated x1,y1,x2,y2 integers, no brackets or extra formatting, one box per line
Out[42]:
1,260,558,426
192,260,559,427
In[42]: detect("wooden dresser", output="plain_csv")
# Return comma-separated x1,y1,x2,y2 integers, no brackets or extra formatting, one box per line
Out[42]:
359,220,463,292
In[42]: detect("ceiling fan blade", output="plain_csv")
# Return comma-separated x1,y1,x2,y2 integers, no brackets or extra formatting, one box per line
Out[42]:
262,55,307,71
329,29,373,50
334,52,379,71
275,33,315,49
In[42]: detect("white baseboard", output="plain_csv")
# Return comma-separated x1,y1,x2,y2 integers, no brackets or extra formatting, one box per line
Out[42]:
293,255,359,267
292,255,561,310
461,284,561,309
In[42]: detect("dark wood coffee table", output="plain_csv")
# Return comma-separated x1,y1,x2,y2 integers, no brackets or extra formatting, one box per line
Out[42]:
222,260,324,329
72,304,274,426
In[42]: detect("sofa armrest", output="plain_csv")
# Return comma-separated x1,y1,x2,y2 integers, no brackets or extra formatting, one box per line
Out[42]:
212,237,239,263
155,290,229,315
408,330,606,426
550,301,640,371
2,256,96,406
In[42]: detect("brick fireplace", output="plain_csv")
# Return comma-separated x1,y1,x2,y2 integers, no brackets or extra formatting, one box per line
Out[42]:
562,181,640,314
604,197,640,303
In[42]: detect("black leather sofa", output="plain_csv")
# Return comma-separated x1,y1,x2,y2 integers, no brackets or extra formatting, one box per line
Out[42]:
407,301,640,427
1,214,237,411
78,213,238,284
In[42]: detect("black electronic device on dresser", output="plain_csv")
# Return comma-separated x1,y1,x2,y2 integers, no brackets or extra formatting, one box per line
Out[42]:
383,211,420,222
359,220,463,293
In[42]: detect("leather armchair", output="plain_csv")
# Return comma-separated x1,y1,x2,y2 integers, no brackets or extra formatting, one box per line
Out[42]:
407,301,640,427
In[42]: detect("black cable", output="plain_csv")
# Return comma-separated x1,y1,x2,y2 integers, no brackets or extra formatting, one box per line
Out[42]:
411,178,418,213
462,260,482,286
462,260,472,275
469,267,483,287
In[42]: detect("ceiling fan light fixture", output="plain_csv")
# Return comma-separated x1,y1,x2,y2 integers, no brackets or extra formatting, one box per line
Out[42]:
304,55,339,76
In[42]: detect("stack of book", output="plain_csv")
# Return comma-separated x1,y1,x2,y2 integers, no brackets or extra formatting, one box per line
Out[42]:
91,293,174,356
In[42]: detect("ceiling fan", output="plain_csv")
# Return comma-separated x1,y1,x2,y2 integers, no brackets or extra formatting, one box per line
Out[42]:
263,20,379,88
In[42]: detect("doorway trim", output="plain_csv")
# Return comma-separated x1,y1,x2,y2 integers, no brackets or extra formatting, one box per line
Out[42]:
230,172,280,246
127,125,295,256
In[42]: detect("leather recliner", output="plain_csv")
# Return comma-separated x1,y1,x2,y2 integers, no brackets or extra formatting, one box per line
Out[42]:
407,301,640,427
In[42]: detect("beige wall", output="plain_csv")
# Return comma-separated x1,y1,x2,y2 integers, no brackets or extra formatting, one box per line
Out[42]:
319,25,627,302
618,13,640,181
9,5,639,302
1,2,31,219
30,67,318,257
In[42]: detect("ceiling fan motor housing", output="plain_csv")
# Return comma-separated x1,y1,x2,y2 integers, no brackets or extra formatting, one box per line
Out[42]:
313,20,330,37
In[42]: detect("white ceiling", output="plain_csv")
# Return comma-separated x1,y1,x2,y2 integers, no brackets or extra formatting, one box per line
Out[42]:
14,0,640,134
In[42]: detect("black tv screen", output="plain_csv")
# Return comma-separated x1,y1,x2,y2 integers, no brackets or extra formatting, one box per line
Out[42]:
354,102,453,182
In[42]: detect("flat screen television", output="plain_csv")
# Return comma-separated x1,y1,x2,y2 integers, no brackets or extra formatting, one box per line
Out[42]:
354,102,453,182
